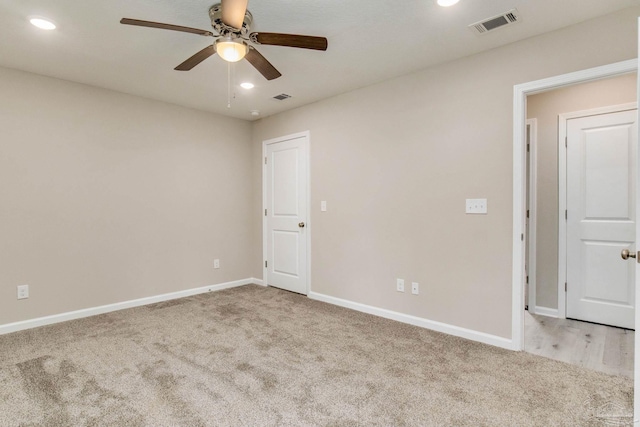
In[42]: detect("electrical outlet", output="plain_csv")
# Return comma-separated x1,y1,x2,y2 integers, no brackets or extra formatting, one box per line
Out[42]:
396,278,405,292
412,282,419,295
214,259,220,269
17,285,29,300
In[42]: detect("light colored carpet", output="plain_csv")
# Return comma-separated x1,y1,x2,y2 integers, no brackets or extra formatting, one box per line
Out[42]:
0,285,633,426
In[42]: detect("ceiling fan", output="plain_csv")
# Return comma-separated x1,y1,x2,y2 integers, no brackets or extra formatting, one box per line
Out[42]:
120,0,328,81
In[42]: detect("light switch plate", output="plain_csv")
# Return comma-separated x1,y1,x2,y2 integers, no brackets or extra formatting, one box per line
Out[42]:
321,201,327,212
466,198,488,214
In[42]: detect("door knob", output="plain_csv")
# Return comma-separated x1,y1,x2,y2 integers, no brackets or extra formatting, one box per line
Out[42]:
621,249,637,260
298,222,305,228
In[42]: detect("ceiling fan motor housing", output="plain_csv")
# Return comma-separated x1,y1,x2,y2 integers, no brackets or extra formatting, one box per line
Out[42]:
209,3,253,36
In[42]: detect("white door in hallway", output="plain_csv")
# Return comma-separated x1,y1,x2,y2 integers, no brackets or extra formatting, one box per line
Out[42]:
264,133,309,294
566,108,638,329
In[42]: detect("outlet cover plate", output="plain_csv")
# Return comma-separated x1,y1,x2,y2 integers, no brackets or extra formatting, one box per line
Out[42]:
17,285,29,300
412,282,419,295
396,278,405,292
214,259,220,269
466,198,488,214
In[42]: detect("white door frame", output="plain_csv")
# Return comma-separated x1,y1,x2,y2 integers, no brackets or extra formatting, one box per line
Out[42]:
557,102,638,320
511,58,637,352
526,119,538,314
262,131,312,294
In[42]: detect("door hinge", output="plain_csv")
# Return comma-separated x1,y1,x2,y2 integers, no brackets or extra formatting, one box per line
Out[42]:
265,209,267,216
264,157,267,165
526,210,529,219
527,143,530,153
265,260,267,268
565,282,567,292
526,275,529,284
521,233,524,241
565,210,567,220
565,136,568,148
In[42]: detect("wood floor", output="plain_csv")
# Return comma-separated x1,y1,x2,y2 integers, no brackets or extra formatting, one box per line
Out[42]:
524,310,634,379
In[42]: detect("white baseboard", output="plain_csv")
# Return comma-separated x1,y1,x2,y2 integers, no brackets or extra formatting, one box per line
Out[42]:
0,278,260,336
529,306,559,318
1,279,515,351
308,292,515,351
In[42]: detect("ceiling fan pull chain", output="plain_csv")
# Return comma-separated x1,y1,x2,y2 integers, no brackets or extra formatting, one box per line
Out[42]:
232,62,237,101
227,61,231,109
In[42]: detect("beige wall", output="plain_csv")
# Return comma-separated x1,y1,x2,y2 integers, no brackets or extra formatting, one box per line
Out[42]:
527,74,637,310
0,66,253,325
252,7,640,339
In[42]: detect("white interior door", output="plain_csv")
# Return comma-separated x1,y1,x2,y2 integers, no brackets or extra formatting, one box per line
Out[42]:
566,108,638,329
264,134,309,295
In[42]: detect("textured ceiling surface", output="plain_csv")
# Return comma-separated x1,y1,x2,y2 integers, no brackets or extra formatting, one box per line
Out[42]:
0,0,638,120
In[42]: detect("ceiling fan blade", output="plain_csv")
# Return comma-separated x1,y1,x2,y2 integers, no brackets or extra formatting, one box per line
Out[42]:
120,18,213,37
251,33,328,51
245,47,282,81
175,45,216,71
221,0,248,30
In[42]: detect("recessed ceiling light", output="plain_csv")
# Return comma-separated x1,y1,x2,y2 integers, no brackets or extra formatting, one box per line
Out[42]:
240,82,255,89
29,17,56,30
437,0,460,6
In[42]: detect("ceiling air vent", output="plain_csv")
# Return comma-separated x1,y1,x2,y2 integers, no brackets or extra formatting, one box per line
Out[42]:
469,9,520,35
273,93,292,101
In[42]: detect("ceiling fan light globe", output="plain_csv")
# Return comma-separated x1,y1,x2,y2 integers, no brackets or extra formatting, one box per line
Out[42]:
216,38,248,62
437,0,460,6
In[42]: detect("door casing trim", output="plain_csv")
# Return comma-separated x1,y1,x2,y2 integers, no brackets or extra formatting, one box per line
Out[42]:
512,58,637,352
262,131,312,295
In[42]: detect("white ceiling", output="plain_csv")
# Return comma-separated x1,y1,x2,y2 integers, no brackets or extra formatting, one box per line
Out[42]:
0,0,638,120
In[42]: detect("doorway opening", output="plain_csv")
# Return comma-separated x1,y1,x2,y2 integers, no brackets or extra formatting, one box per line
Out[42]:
512,59,637,351
525,87,637,380
518,69,637,378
